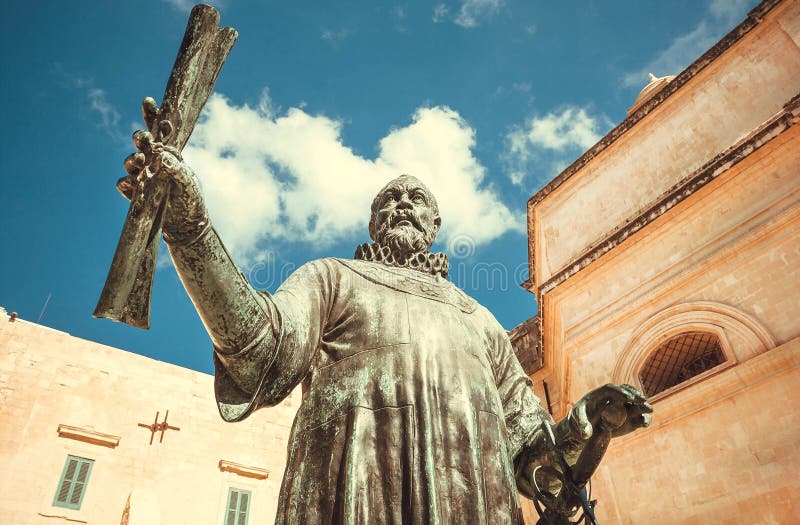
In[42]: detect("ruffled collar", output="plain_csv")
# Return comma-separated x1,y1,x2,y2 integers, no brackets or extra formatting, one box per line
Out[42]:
354,243,449,278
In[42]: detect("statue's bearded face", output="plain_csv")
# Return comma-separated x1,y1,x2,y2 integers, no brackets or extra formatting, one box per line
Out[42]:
369,175,441,257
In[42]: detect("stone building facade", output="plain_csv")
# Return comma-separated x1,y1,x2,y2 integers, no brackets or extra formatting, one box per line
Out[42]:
0,307,299,524
3,2,800,524
513,0,800,522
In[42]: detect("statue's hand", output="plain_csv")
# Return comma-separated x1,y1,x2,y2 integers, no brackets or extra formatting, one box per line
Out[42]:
516,385,651,517
570,383,652,440
119,98,209,243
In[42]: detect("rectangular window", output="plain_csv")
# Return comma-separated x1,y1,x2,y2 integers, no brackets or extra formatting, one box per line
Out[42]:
53,455,94,510
224,487,251,525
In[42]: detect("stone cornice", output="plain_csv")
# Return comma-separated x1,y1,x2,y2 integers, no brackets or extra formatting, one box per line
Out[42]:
507,315,539,341
218,460,269,480
526,0,783,211
535,94,799,295
56,424,120,448
508,315,543,375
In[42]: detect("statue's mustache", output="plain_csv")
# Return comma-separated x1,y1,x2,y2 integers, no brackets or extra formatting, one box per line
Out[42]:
387,210,423,232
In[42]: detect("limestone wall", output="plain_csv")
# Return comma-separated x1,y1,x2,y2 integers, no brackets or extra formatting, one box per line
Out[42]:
537,101,800,525
559,126,800,401
530,0,800,286
0,315,299,524
525,1,800,521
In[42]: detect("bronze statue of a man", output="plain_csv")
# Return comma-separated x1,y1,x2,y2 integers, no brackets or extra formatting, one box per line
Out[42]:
121,129,651,524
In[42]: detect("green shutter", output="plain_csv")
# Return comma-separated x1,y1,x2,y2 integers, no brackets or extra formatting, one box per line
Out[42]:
226,489,238,525
237,491,249,525
53,455,94,510
224,488,250,525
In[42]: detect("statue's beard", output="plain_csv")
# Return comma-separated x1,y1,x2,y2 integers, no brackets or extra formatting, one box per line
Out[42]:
375,212,435,259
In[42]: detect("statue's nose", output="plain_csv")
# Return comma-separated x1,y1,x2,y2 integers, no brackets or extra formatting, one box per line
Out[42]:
396,194,413,209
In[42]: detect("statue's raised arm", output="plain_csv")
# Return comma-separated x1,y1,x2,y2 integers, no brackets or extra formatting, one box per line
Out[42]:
116,134,282,407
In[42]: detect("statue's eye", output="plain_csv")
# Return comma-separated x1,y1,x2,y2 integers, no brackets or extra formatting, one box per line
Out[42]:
412,193,426,204
384,193,397,204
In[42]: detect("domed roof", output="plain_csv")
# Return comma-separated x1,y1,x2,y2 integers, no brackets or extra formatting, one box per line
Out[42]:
627,73,676,116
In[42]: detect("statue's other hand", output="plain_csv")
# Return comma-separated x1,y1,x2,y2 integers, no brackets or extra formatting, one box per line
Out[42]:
572,383,652,439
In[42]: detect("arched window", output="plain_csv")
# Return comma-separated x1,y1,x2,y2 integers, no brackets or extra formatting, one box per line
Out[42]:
638,332,726,397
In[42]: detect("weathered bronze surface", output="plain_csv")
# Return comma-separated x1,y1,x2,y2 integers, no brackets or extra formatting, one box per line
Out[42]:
94,4,237,329
99,5,653,524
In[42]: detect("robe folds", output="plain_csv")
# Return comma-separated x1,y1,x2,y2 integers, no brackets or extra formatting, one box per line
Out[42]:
213,258,550,525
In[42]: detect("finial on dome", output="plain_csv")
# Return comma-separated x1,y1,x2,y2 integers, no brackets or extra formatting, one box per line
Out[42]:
627,72,677,116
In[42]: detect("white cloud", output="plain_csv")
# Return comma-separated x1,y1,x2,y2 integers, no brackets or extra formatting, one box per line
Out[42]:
433,4,449,23
511,82,532,94
515,107,605,151
51,64,126,143
433,0,502,28
87,88,123,141
321,28,350,46
455,0,503,28
708,0,753,22
182,93,520,264
392,5,407,20
623,0,757,87
392,4,409,32
503,106,611,187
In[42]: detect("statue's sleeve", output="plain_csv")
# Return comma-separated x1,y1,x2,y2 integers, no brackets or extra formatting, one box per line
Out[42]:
489,318,554,459
212,259,334,422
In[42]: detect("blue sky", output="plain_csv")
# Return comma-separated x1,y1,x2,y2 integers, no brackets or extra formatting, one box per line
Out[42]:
0,0,757,373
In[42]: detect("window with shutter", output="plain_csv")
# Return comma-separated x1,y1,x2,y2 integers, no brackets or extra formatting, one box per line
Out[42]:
225,487,251,525
53,455,94,510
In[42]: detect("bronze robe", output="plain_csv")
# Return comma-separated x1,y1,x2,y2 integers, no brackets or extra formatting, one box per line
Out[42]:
213,258,549,524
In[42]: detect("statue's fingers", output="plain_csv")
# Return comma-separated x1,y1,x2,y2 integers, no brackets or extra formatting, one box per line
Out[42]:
621,401,653,433
620,383,647,403
599,384,634,406
133,130,154,152
116,175,135,201
612,411,652,437
123,152,145,177
142,97,159,129
623,399,653,421
612,383,640,403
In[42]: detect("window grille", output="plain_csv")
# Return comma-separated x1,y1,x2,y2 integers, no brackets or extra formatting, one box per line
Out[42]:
638,332,726,397
53,455,94,510
225,488,251,525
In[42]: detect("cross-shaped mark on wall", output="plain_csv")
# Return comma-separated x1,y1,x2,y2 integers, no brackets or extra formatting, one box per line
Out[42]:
137,410,181,445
